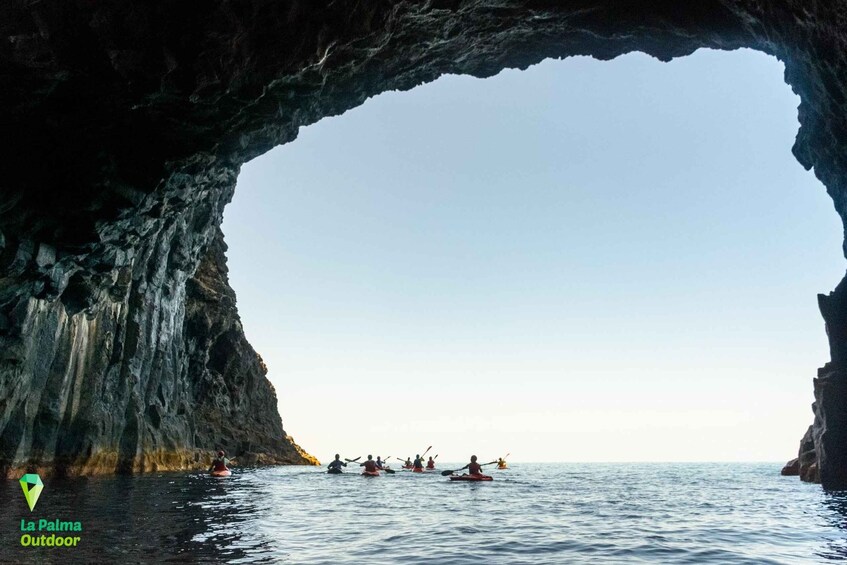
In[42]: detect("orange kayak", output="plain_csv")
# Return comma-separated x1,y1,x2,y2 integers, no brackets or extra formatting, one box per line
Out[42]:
210,469,232,477
362,470,380,477
449,474,492,482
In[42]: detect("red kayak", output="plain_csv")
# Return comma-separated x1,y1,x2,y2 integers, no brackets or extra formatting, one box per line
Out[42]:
210,469,232,477
412,468,424,473
362,470,381,477
449,474,492,482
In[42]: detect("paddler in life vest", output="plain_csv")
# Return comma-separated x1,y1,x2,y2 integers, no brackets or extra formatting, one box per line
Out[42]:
413,454,424,472
360,455,379,473
403,457,413,469
497,457,507,469
209,450,230,474
460,455,483,476
327,454,347,473
376,456,384,469
426,456,436,470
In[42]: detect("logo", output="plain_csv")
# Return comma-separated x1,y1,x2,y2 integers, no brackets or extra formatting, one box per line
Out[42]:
16,474,84,548
19,474,44,512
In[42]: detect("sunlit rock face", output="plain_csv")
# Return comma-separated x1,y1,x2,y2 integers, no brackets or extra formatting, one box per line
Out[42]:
1,1,846,483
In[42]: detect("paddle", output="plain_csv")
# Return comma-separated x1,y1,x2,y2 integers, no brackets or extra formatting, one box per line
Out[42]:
344,456,361,463
381,455,394,474
441,460,498,476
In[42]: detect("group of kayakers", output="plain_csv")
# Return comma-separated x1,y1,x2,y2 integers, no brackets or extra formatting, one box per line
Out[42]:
401,454,437,471
326,452,509,477
328,451,437,473
208,448,509,478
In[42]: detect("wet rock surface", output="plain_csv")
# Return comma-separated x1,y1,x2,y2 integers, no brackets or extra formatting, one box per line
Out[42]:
1,1,847,483
781,458,799,477
798,425,818,482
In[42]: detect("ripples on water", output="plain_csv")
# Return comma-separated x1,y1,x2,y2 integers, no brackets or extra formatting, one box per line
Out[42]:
2,463,846,563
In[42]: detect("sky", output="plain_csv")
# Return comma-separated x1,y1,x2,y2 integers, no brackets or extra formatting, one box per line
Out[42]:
222,48,845,464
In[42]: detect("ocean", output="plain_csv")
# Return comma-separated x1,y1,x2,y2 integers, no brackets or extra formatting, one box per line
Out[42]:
2,462,845,563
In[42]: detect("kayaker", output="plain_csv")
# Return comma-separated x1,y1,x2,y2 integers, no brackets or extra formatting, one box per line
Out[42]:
460,455,483,476
497,458,507,469
208,450,230,474
413,454,424,471
403,457,413,469
376,456,384,469
426,456,436,470
360,455,380,473
327,454,347,473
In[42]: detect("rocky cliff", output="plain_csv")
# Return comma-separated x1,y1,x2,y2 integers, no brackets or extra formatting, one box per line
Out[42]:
1,1,847,484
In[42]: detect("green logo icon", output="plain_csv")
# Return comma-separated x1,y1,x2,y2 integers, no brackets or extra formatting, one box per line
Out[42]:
19,474,44,512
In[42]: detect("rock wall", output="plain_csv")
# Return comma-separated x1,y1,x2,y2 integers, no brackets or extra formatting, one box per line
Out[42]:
1,1,847,484
0,158,317,476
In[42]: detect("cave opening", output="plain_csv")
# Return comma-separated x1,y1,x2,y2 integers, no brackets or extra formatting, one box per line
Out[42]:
221,48,844,464
13,5,847,562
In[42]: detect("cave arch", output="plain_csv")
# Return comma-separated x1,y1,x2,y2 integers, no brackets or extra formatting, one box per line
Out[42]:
2,2,847,487
225,48,843,466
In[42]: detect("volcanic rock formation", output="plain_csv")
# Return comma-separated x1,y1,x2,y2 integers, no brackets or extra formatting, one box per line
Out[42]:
1,1,846,485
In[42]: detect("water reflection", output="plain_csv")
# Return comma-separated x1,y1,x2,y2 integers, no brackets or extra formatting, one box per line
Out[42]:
0,471,275,564
819,491,847,560
185,472,280,563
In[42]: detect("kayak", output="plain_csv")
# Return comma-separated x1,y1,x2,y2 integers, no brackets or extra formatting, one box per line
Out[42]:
497,466,508,470
362,470,381,477
210,469,232,477
327,468,343,474
412,467,424,473
449,474,492,482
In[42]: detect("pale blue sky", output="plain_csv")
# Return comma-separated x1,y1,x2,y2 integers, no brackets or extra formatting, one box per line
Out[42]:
223,48,844,463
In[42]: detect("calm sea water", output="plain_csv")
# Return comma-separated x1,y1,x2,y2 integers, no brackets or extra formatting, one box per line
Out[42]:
1,463,845,564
